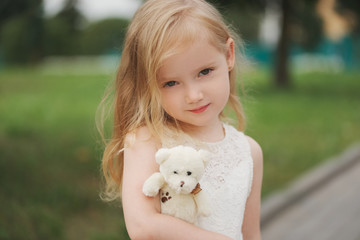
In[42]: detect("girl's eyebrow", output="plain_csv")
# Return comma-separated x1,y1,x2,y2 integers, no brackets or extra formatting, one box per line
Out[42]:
189,60,218,76
159,60,218,81
158,74,178,82
192,61,218,75
196,61,217,70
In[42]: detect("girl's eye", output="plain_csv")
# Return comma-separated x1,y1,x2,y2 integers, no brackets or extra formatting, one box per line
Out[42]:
163,81,178,88
199,68,212,77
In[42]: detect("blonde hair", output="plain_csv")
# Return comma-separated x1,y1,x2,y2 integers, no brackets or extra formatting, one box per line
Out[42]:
98,0,246,201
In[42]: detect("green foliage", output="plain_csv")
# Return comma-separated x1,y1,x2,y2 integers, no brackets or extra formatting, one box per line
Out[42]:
81,18,129,55
224,8,262,42
0,0,43,26
43,0,84,56
44,16,79,56
55,0,83,31
288,1,323,50
207,0,264,41
43,17,129,56
0,0,44,64
336,0,360,36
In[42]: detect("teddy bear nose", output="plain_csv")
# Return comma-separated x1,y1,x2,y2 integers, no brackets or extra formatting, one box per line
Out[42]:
180,181,185,187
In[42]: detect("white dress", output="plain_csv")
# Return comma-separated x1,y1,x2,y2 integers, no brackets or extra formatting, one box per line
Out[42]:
196,123,254,240
164,123,254,240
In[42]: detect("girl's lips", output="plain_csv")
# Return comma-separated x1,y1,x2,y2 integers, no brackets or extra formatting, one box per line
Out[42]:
189,104,210,113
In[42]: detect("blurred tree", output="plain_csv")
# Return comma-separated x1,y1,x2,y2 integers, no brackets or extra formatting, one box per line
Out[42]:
0,0,42,29
81,18,129,55
208,0,264,42
44,0,85,55
0,0,44,64
208,0,322,88
336,0,360,35
339,0,360,68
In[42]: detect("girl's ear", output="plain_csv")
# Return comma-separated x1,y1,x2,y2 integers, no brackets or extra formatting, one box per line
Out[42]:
226,38,235,70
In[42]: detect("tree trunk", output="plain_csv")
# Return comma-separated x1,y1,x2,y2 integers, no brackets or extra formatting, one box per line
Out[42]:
274,0,291,87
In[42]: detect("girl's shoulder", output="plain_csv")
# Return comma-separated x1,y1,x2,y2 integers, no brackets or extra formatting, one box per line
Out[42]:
125,126,161,147
245,135,263,172
123,126,161,172
245,136,262,158
223,123,262,156
125,126,162,152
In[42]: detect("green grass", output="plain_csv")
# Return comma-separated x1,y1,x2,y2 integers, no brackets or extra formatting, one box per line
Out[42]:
0,66,359,239
241,69,360,196
0,68,129,239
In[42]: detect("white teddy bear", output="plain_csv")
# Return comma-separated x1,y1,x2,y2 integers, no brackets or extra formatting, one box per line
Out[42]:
143,145,211,224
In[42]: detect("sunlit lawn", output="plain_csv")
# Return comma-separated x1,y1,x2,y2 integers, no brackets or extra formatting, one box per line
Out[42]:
242,69,360,196
0,67,128,240
0,65,359,239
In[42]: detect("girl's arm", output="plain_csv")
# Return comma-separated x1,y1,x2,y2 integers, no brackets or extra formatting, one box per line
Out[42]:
242,136,263,240
122,127,231,240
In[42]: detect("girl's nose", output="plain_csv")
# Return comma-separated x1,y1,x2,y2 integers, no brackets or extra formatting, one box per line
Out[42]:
185,85,203,104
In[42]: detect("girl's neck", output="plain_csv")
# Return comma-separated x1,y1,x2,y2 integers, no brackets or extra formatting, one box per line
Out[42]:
180,119,225,143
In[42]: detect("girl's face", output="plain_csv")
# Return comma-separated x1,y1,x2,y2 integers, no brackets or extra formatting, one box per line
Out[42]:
158,37,235,133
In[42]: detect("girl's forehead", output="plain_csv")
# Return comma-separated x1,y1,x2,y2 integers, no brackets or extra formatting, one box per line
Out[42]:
160,34,221,66
158,38,205,71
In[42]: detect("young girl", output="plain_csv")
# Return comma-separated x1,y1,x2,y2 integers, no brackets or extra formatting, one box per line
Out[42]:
99,0,263,239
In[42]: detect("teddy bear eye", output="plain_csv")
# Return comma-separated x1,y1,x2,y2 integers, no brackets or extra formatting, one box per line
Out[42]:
187,171,192,176
173,171,178,174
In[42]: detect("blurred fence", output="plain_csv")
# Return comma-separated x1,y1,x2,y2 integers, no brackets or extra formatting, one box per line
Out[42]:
247,34,360,72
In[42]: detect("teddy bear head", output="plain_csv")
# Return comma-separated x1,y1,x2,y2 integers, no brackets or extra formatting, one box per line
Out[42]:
156,146,209,194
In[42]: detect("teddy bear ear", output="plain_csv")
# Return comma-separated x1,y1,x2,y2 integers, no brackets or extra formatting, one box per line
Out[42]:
198,149,211,165
155,148,171,164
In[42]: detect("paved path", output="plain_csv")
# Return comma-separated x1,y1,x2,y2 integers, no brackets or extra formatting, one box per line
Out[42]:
261,144,360,240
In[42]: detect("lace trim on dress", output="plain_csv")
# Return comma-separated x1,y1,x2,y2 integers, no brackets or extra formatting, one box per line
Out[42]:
203,124,252,191
197,124,254,240
161,123,254,240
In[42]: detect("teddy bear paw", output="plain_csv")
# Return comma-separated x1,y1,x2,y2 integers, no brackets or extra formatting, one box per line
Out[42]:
142,184,159,197
160,191,172,203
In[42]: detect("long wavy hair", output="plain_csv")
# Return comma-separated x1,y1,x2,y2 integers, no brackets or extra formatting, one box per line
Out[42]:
97,0,246,201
